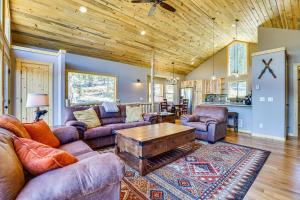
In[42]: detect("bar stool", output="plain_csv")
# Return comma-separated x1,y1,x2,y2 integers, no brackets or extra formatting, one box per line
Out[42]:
227,112,238,133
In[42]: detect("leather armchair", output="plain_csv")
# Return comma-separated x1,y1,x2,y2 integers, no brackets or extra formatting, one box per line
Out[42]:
181,105,228,143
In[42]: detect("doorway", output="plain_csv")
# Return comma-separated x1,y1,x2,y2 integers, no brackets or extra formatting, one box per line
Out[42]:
15,59,53,125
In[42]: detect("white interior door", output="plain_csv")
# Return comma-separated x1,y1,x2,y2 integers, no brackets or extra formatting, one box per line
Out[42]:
15,59,53,125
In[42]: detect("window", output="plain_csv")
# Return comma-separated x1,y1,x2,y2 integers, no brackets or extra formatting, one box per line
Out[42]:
67,71,117,105
228,81,247,99
228,42,248,76
165,84,175,102
149,83,164,102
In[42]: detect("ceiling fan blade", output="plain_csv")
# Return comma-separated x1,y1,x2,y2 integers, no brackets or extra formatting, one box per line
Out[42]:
131,0,153,3
148,4,157,16
159,2,176,12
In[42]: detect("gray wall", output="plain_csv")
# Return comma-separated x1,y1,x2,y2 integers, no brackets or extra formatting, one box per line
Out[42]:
66,53,149,103
258,27,300,135
252,50,286,139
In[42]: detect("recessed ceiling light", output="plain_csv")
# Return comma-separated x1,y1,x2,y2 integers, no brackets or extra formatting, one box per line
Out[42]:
140,30,146,36
79,6,87,13
232,24,236,27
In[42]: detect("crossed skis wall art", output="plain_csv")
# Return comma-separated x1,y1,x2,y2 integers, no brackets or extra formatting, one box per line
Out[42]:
258,58,277,79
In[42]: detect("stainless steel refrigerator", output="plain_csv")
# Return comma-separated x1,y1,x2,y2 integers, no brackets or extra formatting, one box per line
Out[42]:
180,88,193,114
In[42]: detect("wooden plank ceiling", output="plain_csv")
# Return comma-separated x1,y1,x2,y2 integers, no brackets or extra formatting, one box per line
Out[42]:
10,0,300,74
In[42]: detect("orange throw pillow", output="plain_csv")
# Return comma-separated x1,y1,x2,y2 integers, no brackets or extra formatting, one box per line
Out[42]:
23,120,60,148
0,115,31,138
13,137,78,176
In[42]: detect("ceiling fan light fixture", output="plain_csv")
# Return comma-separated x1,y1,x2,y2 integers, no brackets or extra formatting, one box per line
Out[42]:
79,6,87,13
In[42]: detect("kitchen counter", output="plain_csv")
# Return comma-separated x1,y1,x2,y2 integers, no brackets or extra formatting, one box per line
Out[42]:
202,102,252,107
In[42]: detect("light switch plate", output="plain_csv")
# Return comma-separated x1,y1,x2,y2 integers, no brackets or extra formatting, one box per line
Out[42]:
255,84,260,90
259,97,265,102
268,97,274,102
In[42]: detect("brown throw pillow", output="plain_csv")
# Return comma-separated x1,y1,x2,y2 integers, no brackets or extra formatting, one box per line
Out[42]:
23,120,60,148
13,137,78,176
0,115,31,138
0,135,25,200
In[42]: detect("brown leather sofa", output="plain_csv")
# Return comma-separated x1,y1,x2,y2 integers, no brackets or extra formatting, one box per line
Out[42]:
0,116,124,200
65,105,157,149
181,105,228,143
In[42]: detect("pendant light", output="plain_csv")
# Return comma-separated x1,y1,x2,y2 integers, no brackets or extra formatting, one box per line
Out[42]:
168,62,177,85
234,19,239,78
211,17,216,80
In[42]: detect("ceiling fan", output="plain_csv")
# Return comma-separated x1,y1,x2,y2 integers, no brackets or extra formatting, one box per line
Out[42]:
131,0,176,16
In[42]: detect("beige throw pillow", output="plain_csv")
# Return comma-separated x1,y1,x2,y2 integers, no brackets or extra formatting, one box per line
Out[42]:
73,108,101,129
126,106,143,123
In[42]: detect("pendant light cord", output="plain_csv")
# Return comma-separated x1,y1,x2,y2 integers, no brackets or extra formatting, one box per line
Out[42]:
212,18,215,77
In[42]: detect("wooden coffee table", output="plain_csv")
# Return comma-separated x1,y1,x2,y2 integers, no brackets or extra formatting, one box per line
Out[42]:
115,123,196,176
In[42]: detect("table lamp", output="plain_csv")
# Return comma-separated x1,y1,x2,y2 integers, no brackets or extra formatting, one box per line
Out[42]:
26,93,49,122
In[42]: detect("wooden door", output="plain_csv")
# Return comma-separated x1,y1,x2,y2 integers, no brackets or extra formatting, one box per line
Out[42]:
15,59,53,125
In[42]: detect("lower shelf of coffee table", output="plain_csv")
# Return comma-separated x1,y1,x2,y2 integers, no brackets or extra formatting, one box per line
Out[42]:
117,143,196,176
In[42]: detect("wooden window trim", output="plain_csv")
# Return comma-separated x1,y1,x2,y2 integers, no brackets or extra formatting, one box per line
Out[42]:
65,69,118,106
227,41,249,77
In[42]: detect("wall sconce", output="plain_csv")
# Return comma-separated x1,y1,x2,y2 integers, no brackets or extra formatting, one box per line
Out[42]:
134,79,143,88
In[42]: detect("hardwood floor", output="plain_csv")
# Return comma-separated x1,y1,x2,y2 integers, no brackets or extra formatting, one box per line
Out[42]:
224,132,300,200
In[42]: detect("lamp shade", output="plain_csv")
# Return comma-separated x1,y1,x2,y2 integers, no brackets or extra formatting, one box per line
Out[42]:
26,93,49,108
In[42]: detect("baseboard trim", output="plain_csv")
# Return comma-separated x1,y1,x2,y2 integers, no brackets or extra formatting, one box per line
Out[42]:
227,128,252,134
288,132,298,137
251,133,286,141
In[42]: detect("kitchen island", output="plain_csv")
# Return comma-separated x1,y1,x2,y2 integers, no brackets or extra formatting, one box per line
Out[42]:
201,102,252,133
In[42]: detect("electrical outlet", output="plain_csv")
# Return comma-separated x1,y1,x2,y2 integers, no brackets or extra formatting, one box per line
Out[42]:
238,119,243,128
259,123,264,128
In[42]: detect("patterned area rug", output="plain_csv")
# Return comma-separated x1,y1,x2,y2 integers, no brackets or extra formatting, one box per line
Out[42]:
100,141,270,200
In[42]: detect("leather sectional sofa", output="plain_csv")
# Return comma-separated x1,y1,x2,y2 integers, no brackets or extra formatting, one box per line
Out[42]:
181,105,228,143
0,123,124,200
65,105,157,149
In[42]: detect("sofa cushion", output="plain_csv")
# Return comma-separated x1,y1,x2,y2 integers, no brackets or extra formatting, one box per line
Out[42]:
84,126,112,140
23,120,60,148
16,153,124,200
0,115,31,138
13,137,78,176
73,108,101,129
125,106,143,123
185,122,208,132
59,140,92,156
76,151,99,161
104,123,135,131
0,135,25,200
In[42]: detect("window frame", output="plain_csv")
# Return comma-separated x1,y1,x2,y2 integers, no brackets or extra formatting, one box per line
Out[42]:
227,41,248,77
148,82,164,103
65,70,118,106
228,80,247,99
165,84,175,102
